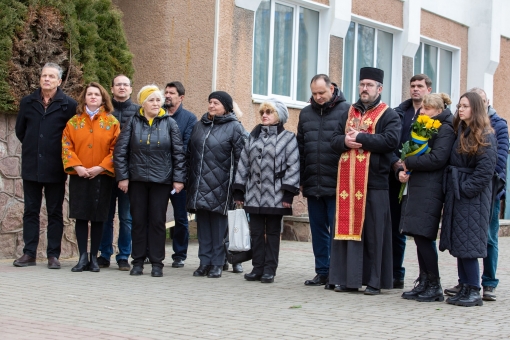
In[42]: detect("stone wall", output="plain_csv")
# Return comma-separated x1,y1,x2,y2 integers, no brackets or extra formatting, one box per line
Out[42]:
0,112,78,259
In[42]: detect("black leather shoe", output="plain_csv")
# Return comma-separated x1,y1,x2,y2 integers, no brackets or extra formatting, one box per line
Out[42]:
454,285,483,307
260,274,274,283
393,278,405,289
232,263,243,273
13,254,36,267
207,265,222,278
364,286,381,295
324,283,336,290
151,266,163,277
334,285,358,292
130,266,144,276
446,284,468,304
89,254,100,272
244,272,262,281
401,272,428,300
193,265,211,277
71,253,90,272
304,274,328,286
172,259,185,268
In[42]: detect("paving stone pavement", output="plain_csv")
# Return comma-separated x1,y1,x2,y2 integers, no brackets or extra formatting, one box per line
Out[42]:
0,238,509,339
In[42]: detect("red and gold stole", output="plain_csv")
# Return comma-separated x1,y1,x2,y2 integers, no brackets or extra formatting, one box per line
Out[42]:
334,103,388,241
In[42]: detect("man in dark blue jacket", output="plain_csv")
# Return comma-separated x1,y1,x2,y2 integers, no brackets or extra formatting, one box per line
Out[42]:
97,75,140,271
14,63,77,269
163,81,197,268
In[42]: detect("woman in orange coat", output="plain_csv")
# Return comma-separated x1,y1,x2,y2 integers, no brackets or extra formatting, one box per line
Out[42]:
62,82,120,272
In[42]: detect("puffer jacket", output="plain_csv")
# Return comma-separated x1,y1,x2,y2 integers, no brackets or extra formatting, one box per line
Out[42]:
439,126,497,258
233,123,300,215
488,106,509,200
113,110,186,184
297,86,350,197
186,112,246,215
399,109,455,239
112,98,140,129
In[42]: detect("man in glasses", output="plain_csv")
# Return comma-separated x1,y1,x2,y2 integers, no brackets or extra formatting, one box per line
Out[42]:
97,75,140,271
329,67,400,295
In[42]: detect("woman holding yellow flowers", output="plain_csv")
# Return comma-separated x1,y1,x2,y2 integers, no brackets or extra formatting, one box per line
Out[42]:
398,93,455,302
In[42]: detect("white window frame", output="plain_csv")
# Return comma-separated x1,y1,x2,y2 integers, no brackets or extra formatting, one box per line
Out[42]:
251,0,329,109
414,37,461,106
342,15,403,107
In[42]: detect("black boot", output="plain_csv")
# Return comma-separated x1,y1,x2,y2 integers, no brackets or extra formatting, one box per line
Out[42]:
445,284,469,305
193,265,211,277
89,254,100,272
71,253,90,272
208,265,222,278
416,273,444,302
401,272,428,300
455,285,483,307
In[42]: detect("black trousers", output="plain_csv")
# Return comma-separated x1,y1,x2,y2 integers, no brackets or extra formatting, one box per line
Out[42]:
129,181,172,268
22,180,66,258
250,214,282,276
414,235,439,277
196,209,227,266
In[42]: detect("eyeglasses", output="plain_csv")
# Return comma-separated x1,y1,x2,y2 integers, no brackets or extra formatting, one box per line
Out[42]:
259,109,274,116
456,104,470,110
358,83,376,89
114,83,131,87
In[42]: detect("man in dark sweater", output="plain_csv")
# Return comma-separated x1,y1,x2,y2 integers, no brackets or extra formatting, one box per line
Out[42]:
390,74,432,288
163,81,197,269
97,75,140,271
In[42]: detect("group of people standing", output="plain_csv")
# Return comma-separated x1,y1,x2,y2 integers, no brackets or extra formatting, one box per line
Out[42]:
13,63,507,306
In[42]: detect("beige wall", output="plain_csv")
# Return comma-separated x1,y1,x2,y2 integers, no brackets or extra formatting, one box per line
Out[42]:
493,36,510,121
421,10,468,95
352,0,403,28
111,0,215,117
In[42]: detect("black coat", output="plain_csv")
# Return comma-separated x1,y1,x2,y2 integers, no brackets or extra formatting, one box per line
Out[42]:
114,112,187,185
399,109,455,239
439,126,497,258
15,88,77,183
186,112,246,215
111,98,140,129
297,87,350,197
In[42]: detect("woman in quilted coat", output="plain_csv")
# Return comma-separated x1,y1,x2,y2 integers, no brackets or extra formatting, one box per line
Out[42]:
233,99,300,283
440,92,497,307
186,91,246,278
398,93,455,302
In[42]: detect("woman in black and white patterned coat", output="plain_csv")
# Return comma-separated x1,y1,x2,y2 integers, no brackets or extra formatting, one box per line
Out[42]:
233,98,300,283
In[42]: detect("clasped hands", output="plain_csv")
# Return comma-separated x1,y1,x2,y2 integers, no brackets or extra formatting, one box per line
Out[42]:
344,127,362,149
74,165,104,179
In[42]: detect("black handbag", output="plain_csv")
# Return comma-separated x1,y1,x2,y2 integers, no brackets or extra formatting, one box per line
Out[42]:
224,240,252,264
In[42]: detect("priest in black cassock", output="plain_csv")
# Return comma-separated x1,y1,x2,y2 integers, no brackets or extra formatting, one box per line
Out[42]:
329,67,401,295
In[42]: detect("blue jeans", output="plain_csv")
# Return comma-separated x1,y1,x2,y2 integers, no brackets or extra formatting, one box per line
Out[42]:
307,196,336,276
99,186,132,262
482,199,500,287
170,189,189,260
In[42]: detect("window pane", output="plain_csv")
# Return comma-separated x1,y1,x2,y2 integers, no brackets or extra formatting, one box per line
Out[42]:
424,44,438,92
439,49,452,95
343,22,355,103
253,0,271,96
414,43,422,75
356,24,375,85
377,30,393,104
272,4,293,97
296,7,319,102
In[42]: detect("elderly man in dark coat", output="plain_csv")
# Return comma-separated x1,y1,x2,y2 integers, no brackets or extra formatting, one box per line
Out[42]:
329,67,400,295
14,62,77,269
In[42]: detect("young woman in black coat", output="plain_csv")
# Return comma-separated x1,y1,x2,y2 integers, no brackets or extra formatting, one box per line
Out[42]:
398,93,455,302
440,92,497,307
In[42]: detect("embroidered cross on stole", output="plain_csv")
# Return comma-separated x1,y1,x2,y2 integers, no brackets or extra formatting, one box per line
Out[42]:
334,103,388,241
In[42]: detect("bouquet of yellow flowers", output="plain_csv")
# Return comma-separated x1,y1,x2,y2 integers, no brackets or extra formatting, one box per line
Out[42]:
398,114,442,202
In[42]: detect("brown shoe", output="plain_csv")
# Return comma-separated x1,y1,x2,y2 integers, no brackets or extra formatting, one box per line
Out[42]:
47,257,61,269
13,254,36,267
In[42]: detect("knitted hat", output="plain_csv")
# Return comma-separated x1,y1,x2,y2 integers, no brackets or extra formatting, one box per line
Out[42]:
138,85,161,105
359,67,384,84
265,98,289,124
208,91,233,113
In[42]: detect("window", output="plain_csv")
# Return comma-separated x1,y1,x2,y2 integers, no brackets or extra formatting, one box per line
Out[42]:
343,21,393,105
253,0,319,103
414,42,453,95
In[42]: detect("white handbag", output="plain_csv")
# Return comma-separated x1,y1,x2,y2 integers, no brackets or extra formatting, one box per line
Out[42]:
228,208,251,252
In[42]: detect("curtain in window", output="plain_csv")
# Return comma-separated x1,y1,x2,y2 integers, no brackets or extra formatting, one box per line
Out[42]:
343,22,355,103
356,24,375,85
296,8,319,102
414,43,422,76
253,0,271,96
424,44,438,92
439,49,452,94
272,4,293,97
377,30,393,104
